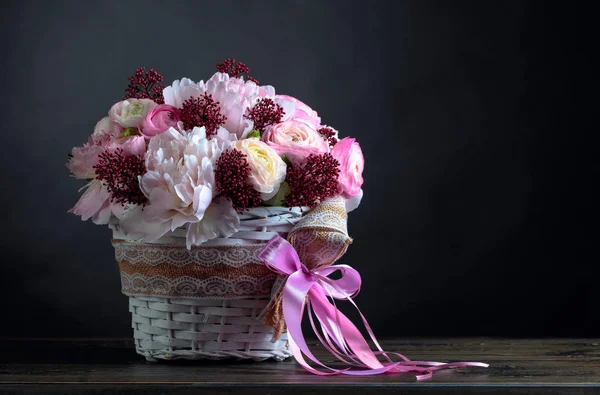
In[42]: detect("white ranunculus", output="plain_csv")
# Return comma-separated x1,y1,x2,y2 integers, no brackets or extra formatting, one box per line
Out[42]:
230,139,287,200
109,99,156,128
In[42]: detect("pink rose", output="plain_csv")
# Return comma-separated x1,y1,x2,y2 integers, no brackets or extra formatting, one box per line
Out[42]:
141,104,181,138
331,137,364,198
262,120,329,164
275,94,321,128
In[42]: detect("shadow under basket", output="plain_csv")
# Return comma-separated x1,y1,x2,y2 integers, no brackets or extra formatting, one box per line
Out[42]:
110,207,303,362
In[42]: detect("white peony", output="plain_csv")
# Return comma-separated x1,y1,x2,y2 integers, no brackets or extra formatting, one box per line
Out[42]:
120,126,239,248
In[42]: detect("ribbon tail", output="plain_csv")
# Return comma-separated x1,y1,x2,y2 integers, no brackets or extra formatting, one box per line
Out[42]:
283,271,350,374
307,297,366,368
287,277,488,378
310,287,386,369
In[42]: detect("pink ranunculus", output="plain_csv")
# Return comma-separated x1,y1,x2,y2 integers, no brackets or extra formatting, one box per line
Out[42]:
344,189,363,213
275,94,321,128
205,72,275,138
93,116,122,138
331,137,364,198
141,104,181,138
262,120,329,164
111,135,147,157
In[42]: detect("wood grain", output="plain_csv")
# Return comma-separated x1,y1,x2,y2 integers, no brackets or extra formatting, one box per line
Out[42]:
1,338,599,394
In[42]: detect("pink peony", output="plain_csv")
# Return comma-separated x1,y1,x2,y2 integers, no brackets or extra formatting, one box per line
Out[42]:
68,180,126,225
163,78,206,108
68,126,146,180
275,94,321,128
205,72,275,138
68,116,147,223
67,117,121,179
262,119,329,164
141,104,181,138
331,137,364,198
68,130,145,223
162,73,276,138
68,139,108,180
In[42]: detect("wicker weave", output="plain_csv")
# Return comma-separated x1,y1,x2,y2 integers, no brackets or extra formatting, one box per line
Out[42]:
129,296,290,361
111,206,303,362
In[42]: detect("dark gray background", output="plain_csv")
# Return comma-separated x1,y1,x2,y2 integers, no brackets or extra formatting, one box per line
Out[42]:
0,0,595,337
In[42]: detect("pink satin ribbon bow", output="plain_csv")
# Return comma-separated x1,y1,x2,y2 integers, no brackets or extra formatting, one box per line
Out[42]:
258,235,489,379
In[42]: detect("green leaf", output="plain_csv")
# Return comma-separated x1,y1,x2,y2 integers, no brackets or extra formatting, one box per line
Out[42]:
281,155,292,167
122,127,138,137
247,129,261,139
263,182,291,206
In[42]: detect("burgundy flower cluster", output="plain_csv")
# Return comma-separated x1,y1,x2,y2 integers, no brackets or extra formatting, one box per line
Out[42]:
94,149,147,206
317,127,339,147
285,153,340,209
245,98,285,134
216,58,258,83
180,93,227,136
215,149,262,213
123,67,165,104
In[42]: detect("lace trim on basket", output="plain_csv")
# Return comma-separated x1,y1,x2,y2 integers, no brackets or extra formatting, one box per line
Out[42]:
121,273,276,299
113,241,266,268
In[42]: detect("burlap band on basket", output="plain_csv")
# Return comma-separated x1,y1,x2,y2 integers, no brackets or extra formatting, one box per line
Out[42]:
112,241,277,299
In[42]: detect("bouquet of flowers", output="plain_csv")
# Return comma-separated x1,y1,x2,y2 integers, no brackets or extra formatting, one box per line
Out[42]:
66,59,486,378
67,59,364,248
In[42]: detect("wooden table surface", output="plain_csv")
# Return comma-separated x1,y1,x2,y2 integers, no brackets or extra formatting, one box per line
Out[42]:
1,338,599,394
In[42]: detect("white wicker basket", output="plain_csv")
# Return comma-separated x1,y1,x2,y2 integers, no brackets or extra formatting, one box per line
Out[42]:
110,206,304,362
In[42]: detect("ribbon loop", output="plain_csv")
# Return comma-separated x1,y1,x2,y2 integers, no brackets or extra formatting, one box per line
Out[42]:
314,265,361,299
258,234,302,275
259,235,489,379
